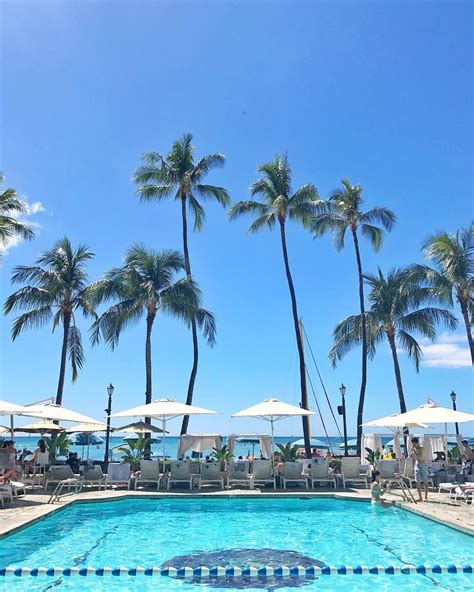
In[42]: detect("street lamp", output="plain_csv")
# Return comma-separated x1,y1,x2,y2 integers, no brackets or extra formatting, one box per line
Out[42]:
104,383,114,463
338,383,348,457
450,390,459,436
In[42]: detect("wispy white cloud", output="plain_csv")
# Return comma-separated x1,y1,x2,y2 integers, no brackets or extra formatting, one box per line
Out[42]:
419,333,471,369
0,199,45,257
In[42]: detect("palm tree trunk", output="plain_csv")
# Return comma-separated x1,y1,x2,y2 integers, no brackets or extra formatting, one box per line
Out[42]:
144,313,154,459
386,330,407,414
279,219,311,458
459,298,474,364
179,193,199,435
55,312,71,406
351,229,368,457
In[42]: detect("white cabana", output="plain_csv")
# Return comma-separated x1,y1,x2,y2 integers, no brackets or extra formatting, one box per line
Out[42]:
362,413,432,459
111,398,218,459
177,434,222,458
227,434,272,460
394,399,474,457
360,434,383,463
232,398,315,457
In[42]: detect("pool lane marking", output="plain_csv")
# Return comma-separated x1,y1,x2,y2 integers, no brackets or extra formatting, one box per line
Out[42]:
0,565,473,578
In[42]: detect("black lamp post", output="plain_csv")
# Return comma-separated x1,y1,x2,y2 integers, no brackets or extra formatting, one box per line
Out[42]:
339,383,348,457
104,383,114,463
450,390,460,436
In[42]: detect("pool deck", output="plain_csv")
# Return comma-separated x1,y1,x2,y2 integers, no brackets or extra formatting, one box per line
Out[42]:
0,487,472,539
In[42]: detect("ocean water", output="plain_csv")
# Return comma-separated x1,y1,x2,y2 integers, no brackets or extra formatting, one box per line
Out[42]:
9,435,348,462
0,497,472,591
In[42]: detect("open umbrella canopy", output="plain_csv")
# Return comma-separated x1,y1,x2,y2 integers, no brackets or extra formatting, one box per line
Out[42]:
395,399,474,425
65,422,109,433
116,421,165,435
233,398,315,420
292,437,330,449
111,398,218,420
362,413,430,429
0,426,12,434
0,400,32,416
22,404,102,425
15,420,65,434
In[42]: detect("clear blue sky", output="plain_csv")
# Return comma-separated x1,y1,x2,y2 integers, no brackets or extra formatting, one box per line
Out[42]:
1,1,472,437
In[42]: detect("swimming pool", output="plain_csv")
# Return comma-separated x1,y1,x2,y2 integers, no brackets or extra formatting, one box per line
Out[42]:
0,497,472,591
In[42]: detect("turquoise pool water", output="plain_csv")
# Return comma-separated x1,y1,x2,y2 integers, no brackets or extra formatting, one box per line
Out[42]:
0,497,472,591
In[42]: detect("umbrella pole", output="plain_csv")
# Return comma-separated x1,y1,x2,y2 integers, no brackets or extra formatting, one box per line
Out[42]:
270,417,275,467
10,415,14,440
444,422,448,462
162,417,166,462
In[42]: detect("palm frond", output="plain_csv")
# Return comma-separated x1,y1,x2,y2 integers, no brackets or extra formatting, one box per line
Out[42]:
188,194,206,231
360,224,384,251
194,184,231,207
359,207,396,230
228,200,269,221
329,314,363,367
11,307,53,340
4,286,54,314
68,324,84,382
248,213,276,233
397,329,423,372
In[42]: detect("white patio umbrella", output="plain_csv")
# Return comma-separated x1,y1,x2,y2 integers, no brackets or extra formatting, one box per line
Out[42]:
232,398,316,457
15,420,65,434
0,400,36,438
116,421,165,435
22,404,102,425
362,413,431,458
394,399,474,457
111,398,218,459
65,422,109,459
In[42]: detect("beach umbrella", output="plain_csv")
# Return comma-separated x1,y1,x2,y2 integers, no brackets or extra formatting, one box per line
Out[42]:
292,437,330,449
15,420,65,434
116,421,165,435
392,399,474,457
338,438,358,449
362,413,431,458
0,400,37,438
232,398,315,457
22,404,102,425
65,422,109,460
111,398,218,459
0,426,10,435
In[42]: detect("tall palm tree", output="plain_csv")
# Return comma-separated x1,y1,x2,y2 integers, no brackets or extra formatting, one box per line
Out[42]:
133,133,229,434
89,245,216,423
411,224,473,364
311,179,395,454
4,237,95,405
229,154,318,456
329,267,457,414
0,173,34,255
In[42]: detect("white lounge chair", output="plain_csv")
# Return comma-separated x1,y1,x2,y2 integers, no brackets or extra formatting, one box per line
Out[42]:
105,463,131,489
227,460,254,489
44,465,75,489
167,460,193,490
0,485,13,507
83,465,106,489
199,461,224,490
281,462,308,489
340,457,368,489
134,460,161,490
308,459,336,489
252,460,276,489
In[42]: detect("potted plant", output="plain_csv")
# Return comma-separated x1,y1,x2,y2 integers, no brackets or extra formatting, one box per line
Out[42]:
211,445,233,474
44,432,70,462
276,442,301,462
116,437,150,472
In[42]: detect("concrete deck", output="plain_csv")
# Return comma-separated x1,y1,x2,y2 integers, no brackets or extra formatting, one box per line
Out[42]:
0,486,472,539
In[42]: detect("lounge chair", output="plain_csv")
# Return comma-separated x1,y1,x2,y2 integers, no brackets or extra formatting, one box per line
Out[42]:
134,460,161,490
281,462,308,490
340,457,368,489
44,465,75,489
227,460,254,489
0,485,13,507
402,461,434,489
307,459,336,489
105,463,131,489
83,465,106,489
377,459,415,502
199,461,224,490
167,460,193,490
251,460,276,489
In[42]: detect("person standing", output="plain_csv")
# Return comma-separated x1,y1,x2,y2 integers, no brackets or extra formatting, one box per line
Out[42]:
411,437,430,502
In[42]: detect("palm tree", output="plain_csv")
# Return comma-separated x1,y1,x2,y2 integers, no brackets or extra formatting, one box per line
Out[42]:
0,173,34,255
329,267,457,414
133,133,229,434
311,179,396,454
411,224,473,364
229,154,318,456
89,245,216,424
4,237,95,405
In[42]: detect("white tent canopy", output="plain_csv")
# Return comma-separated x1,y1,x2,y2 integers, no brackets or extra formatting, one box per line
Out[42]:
232,398,315,457
111,398,218,459
227,434,272,460
178,434,222,458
